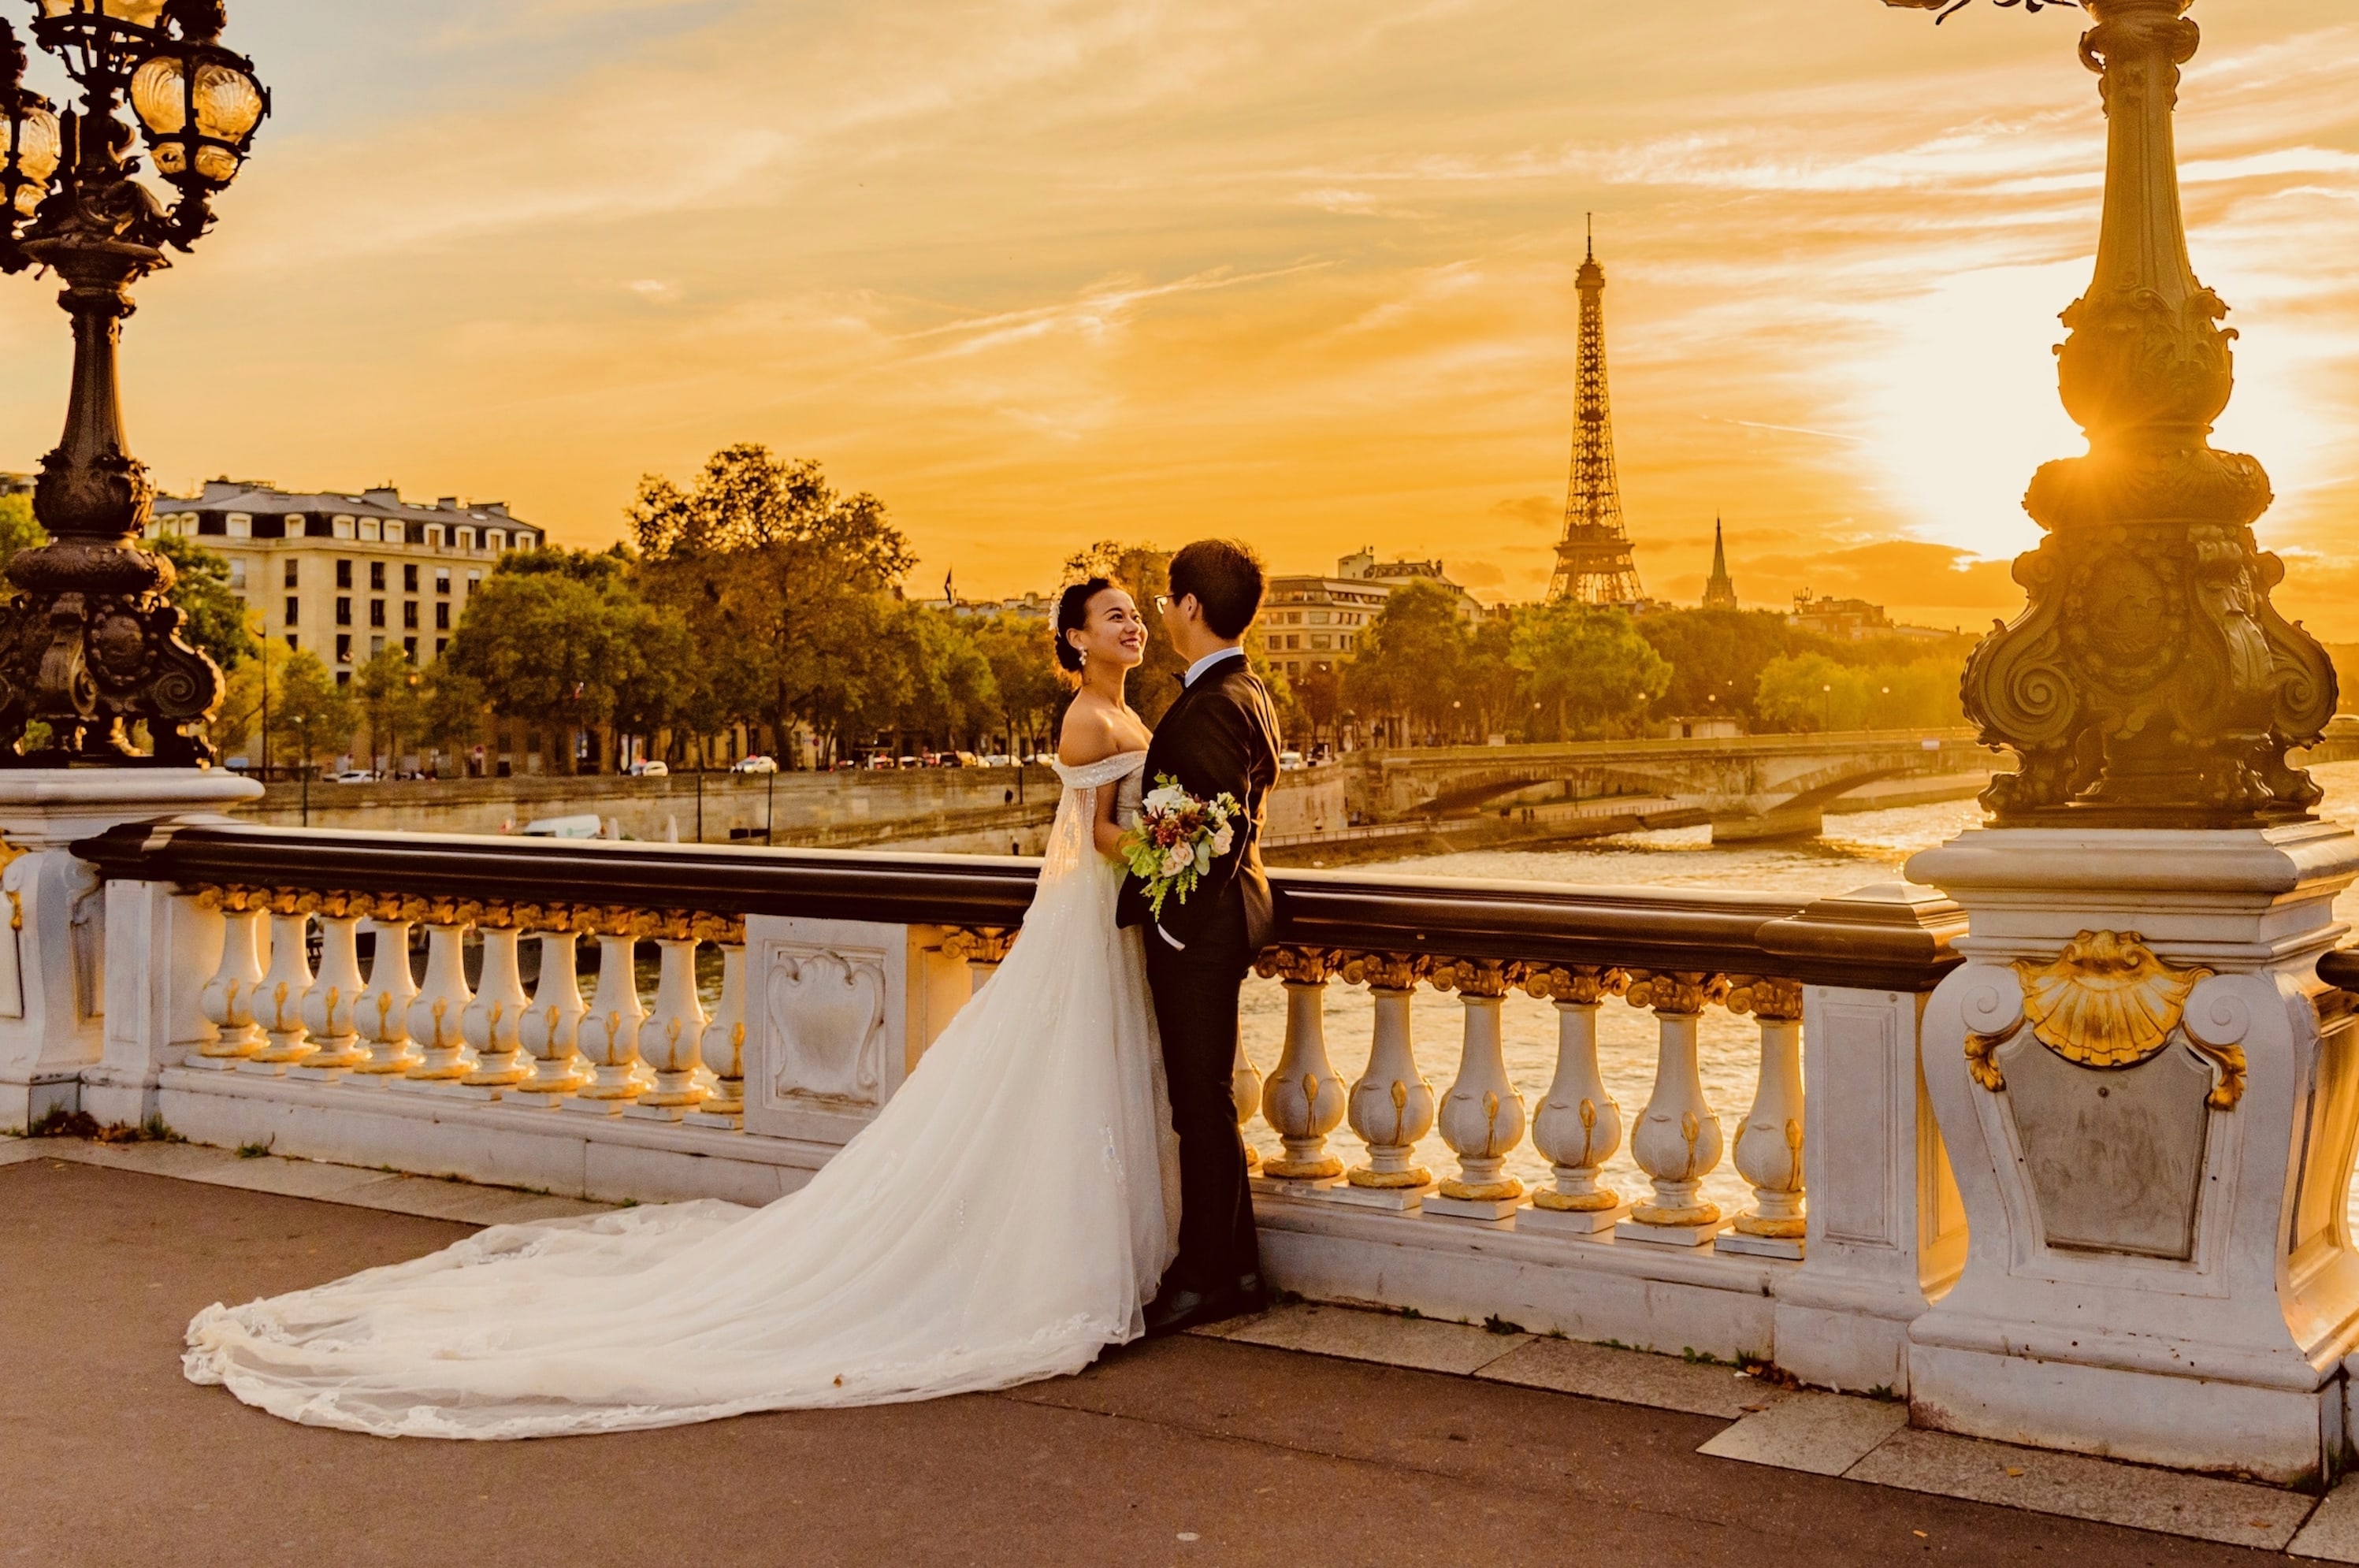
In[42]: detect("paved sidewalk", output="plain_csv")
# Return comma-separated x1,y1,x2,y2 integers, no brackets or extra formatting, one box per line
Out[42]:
0,1145,2315,1567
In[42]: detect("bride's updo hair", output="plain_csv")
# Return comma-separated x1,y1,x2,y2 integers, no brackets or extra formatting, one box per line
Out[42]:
1053,577,1116,673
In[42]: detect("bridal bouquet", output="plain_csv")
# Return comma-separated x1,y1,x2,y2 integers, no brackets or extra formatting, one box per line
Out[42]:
1120,773,1243,920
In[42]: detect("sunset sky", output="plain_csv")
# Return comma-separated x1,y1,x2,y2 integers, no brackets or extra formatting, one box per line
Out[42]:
3,1,2357,634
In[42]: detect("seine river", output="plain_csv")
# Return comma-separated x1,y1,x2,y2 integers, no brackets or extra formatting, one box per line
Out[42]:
1232,758,2359,1224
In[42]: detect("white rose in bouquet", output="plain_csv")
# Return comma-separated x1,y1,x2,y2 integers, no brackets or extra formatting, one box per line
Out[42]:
1210,823,1235,856
1159,845,1193,878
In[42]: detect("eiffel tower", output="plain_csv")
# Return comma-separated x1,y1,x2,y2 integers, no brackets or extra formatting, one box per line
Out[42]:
1547,219,1644,606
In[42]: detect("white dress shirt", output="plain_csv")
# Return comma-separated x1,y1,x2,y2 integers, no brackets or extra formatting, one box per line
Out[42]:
1159,645,1248,949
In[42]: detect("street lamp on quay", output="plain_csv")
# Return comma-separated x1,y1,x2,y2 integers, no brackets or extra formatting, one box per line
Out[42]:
0,0,267,767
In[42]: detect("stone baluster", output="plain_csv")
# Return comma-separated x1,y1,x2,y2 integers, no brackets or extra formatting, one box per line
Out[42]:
629,912,710,1120
513,910,590,1100
1518,964,1632,1235
292,895,369,1075
191,888,267,1066
565,909,648,1113
1231,1033,1265,1173
458,903,532,1094
1334,951,1434,1210
243,893,318,1072
1252,948,1347,1186
944,927,1017,998
1422,959,1526,1223
1618,971,1733,1247
350,897,423,1077
688,918,748,1127
1719,977,1807,1260
399,902,479,1083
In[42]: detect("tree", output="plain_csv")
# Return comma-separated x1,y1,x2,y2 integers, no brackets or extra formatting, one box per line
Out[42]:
269,650,358,775
630,444,915,764
970,614,1064,758
1512,604,1670,741
418,666,488,775
443,548,693,771
148,531,258,672
1635,608,1804,729
354,645,426,769
1345,580,1469,745
1292,663,1345,747
213,628,291,768
0,495,39,574
1755,652,1966,733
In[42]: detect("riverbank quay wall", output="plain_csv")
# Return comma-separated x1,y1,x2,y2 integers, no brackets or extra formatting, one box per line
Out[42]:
234,767,1350,854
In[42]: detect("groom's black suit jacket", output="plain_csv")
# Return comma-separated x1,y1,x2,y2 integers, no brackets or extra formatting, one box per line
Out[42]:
1116,652,1282,955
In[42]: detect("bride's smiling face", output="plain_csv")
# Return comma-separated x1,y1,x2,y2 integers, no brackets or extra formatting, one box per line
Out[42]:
1068,587,1146,671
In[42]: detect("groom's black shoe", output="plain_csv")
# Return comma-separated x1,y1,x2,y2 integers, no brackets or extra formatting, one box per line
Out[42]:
1144,1284,1265,1339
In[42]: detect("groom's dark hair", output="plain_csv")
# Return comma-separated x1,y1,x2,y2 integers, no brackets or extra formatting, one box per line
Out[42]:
1168,539,1264,639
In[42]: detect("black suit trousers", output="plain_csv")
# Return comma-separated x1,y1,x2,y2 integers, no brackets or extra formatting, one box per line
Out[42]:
1145,911,1263,1295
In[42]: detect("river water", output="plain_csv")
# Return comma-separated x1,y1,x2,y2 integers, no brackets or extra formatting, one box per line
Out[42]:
1232,759,2359,1224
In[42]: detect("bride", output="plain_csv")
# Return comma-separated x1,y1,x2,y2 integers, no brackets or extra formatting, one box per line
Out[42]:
183,578,1183,1439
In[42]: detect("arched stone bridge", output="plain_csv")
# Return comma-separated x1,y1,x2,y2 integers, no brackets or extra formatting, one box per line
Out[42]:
1344,729,1997,844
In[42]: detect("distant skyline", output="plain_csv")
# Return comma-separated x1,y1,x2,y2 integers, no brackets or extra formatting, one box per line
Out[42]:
2,2,2356,633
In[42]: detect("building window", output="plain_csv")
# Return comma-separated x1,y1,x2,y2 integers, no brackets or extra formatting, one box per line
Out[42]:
465,570,480,593
370,635,384,656
425,524,444,548
284,596,298,626
335,634,351,663
335,596,351,626
332,515,355,540
403,563,418,593
435,567,450,595
436,637,448,658
1310,611,1328,625
284,634,297,652
1311,635,1330,650
434,602,449,630
457,526,477,552
384,520,405,544
488,529,506,552
358,518,381,543
336,559,352,589
369,561,385,591
336,671,349,687
402,601,418,629
369,600,385,628
227,559,246,589
517,533,535,550
403,637,418,660
283,559,298,589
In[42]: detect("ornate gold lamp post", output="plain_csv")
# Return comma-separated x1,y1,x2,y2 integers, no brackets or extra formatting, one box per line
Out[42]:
1885,0,2334,820
1878,1,2359,1484
0,0,266,766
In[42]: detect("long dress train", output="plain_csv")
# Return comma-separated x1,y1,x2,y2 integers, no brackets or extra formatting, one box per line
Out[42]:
182,752,1179,1439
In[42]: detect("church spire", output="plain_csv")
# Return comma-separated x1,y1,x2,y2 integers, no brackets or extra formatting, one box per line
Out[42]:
1702,516,1738,611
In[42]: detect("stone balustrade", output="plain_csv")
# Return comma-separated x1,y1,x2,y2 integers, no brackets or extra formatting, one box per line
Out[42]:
65,819,1971,1395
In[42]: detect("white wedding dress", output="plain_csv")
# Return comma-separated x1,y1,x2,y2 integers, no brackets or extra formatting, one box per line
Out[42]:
183,752,1180,1439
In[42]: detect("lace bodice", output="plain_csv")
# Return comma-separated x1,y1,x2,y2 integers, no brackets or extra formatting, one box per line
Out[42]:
1053,751,1148,826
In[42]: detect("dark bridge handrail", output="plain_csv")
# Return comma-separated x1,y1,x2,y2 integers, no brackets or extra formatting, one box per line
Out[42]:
73,821,1964,994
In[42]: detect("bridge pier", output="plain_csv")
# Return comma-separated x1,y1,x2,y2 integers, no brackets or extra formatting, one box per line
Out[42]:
1711,806,1823,845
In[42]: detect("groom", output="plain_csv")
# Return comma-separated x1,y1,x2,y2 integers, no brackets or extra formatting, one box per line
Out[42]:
1119,538,1284,1337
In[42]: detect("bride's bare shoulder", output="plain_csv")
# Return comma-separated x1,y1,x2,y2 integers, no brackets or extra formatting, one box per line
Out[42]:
1057,697,1124,767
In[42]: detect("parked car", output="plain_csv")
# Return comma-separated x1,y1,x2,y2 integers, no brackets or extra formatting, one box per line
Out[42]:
627,760,670,777
897,756,920,769
521,813,604,839
731,755,779,775
329,769,378,784
949,751,979,767
981,754,1014,768
1278,750,1306,772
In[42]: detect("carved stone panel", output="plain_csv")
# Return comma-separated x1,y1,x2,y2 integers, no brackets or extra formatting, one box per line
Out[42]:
2001,1031,2212,1261
739,916,970,1146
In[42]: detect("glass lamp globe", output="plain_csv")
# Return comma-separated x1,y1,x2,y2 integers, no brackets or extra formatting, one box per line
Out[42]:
35,0,167,24
129,49,262,184
5,102,59,217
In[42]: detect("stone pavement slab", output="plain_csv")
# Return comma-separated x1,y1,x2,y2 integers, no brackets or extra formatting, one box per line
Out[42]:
2293,1475,2359,1562
1698,1388,1911,1476
0,1156,2316,1568
2,1132,611,1224
1852,1425,2314,1551
1476,1335,1792,1418
1198,1300,1529,1374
